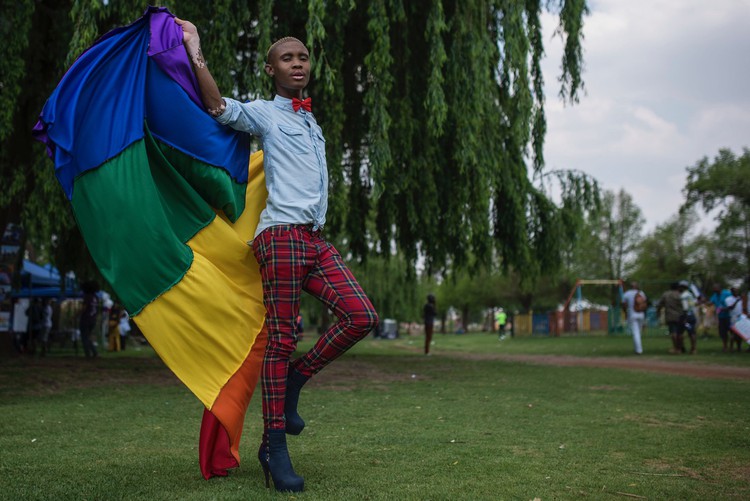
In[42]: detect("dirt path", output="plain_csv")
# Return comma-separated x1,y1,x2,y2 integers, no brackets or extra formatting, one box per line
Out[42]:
445,352,750,380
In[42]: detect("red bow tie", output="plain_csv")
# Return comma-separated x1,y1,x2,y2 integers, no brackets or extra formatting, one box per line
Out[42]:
292,97,312,112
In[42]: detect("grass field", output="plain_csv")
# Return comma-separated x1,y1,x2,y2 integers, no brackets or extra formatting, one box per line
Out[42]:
1,332,749,500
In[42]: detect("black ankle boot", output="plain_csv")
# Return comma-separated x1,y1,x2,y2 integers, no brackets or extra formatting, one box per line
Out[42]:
285,369,310,435
258,429,304,492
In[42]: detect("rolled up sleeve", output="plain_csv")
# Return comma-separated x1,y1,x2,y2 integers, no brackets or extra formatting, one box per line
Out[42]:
215,97,268,136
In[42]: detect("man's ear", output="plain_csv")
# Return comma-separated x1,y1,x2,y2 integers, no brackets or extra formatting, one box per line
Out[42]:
264,63,274,77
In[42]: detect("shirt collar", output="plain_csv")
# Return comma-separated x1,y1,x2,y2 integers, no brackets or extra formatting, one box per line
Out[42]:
273,95,295,112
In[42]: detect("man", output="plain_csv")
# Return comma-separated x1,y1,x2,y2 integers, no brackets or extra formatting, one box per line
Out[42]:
423,294,437,354
621,281,646,354
79,281,100,358
496,308,507,339
678,280,698,354
178,18,378,492
709,284,732,352
657,282,686,354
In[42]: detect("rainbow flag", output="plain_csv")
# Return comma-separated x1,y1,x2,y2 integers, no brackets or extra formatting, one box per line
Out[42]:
33,7,267,479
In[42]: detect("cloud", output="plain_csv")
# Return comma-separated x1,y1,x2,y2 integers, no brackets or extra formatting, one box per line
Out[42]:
613,105,685,157
539,0,750,231
689,105,750,152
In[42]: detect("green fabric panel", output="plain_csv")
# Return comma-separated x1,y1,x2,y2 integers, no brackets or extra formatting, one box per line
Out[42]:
71,134,217,314
155,140,247,222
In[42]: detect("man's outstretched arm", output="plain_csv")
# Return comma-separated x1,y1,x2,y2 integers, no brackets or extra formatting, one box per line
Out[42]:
175,17,225,117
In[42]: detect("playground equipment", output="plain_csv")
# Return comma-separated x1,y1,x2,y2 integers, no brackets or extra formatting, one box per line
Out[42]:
513,278,706,336
559,279,625,335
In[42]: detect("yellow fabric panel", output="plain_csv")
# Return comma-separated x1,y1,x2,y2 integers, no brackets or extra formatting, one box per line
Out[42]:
135,152,267,409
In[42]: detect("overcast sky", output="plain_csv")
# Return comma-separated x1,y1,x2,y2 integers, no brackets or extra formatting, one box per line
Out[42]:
539,0,750,232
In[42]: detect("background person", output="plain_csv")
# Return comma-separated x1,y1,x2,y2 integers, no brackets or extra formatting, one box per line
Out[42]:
119,307,130,351
697,300,715,339
679,280,698,354
39,298,54,356
725,287,744,352
26,298,44,355
657,282,686,354
79,281,100,358
710,284,732,351
496,307,507,340
621,281,646,354
107,303,121,352
423,294,437,355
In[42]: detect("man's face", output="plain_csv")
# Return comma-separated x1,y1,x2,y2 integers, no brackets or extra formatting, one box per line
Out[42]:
265,40,310,98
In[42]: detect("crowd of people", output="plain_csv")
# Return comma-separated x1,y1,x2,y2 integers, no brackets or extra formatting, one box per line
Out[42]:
13,282,135,358
622,281,750,355
14,297,55,356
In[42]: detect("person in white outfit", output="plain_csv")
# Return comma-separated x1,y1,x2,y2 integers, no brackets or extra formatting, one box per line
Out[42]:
726,287,744,352
622,281,647,354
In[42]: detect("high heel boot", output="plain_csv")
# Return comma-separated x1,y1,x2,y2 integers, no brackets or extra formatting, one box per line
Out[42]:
257,432,270,487
285,368,310,435
258,429,304,492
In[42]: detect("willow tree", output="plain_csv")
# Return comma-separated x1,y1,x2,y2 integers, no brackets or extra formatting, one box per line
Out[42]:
0,0,85,283
3,0,596,284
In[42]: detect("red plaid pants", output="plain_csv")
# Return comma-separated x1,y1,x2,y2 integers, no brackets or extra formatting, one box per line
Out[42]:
252,225,379,430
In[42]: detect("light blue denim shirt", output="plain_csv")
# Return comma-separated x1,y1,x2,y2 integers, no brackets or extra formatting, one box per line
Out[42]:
215,95,328,240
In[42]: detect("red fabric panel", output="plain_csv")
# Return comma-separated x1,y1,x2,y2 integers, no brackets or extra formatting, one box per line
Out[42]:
198,327,267,479
198,408,237,479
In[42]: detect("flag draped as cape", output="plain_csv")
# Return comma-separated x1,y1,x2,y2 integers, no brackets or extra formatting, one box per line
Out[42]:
33,6,267,480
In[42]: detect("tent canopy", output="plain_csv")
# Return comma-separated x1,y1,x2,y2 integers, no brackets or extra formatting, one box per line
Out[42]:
11,260,80,298
21,260,60,287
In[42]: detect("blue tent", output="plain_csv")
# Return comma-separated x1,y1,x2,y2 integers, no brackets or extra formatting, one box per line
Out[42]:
12,260,80,298
21,260,60,287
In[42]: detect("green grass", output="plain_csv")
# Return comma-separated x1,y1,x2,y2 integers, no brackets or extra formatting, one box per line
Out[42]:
1,333,749,500
407,329,750,365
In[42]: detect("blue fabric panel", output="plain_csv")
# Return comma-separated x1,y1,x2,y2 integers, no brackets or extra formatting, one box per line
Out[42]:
39,18,150,199
145,59,250,184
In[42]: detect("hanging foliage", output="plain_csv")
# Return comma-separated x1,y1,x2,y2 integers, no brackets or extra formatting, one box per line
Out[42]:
1,0,77,254
4,0,596,283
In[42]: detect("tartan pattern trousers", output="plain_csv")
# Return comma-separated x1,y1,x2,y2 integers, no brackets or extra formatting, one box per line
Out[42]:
252,225,379,430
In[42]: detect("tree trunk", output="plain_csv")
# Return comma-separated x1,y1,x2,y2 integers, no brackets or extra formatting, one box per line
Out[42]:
520,293,533,312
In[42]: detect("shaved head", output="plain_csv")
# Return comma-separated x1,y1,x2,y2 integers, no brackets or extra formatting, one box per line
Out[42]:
266,36,306,62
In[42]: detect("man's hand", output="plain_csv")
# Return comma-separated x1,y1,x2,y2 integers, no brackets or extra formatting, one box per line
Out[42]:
174,17,199,47
175,16,205,69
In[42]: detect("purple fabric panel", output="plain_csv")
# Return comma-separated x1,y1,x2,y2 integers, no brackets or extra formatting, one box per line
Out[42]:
148,11,203,109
